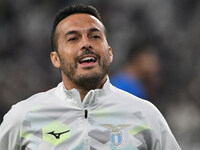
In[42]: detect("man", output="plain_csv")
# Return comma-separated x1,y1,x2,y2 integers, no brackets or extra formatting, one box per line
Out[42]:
111,41,160,99
0,4,181,150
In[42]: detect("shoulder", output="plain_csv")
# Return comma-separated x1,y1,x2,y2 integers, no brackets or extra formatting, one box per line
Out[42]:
108,85,180,149
2,88,56,125
109,84,161,117
16,88,56,109
0,88,57,149
109,84,145,103
109,84,168,128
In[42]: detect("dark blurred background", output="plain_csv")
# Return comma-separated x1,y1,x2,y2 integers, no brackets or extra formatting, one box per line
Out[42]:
0,0,200,149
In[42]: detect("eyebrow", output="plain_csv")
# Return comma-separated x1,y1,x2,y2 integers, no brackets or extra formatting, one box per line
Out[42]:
64,28,102,37
64,30,78,37
88,28,101,34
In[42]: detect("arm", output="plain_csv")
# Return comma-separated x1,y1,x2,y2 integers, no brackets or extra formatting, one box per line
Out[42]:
158,114,181,150
0,106,21,150
149,104,181,150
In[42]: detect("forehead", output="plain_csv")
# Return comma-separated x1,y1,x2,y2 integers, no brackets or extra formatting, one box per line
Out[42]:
56,13,105,35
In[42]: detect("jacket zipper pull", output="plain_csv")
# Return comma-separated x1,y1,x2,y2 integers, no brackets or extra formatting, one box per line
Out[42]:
85,109,88,119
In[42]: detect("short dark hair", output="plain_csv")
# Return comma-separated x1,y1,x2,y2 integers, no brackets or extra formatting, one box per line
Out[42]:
51,4,105,52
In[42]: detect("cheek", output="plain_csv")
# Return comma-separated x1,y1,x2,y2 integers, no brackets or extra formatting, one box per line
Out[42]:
58,38,77,56
59,47,78,61
100,50,111,64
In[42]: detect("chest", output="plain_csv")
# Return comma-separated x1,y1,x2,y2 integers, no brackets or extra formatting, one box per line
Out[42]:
20,106,153,150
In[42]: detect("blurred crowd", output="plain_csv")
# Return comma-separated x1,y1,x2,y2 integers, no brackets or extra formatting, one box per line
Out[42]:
0,0,200,149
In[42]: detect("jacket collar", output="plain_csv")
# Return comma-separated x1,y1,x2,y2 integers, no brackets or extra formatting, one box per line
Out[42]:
55,76,111,108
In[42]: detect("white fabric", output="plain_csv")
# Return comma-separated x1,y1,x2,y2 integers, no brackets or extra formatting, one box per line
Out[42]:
0,78,181,150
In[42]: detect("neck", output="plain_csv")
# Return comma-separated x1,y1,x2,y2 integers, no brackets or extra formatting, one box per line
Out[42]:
62,75,107,102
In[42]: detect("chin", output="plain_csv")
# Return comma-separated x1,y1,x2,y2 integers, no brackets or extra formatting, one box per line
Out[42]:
78,69,100,77
78,70,106,81
73,72,106,90
79,73,100,80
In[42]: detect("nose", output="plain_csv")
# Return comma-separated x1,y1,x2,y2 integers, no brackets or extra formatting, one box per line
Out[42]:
81,36,92,50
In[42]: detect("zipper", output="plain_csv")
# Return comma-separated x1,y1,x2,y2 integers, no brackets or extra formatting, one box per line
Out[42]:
84,109,89,148
85,109,88,119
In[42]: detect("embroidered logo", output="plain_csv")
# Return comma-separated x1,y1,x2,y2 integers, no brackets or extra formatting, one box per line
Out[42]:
100,124,131,146
42,121,70,145
47,130,70,139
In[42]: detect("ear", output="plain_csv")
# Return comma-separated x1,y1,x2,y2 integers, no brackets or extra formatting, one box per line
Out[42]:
108,46,113,63
50,51,61,68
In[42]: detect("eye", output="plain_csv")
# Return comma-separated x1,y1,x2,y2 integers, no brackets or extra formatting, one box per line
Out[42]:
68,37,77,42
91,35,101,39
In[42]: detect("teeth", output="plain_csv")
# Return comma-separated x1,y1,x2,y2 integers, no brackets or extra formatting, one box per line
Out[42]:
81,57,95,62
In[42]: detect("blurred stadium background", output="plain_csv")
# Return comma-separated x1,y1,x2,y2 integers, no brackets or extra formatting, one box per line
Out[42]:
0,0,200,149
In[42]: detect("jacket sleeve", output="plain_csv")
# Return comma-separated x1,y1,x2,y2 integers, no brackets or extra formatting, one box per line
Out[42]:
159,114,181,149
149,104,181,150
0,106,21,150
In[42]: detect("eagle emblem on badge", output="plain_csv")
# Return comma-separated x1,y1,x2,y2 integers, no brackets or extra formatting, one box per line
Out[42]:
100,124,131,146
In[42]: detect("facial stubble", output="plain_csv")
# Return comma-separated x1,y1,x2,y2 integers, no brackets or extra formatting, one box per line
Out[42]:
59,49,110,91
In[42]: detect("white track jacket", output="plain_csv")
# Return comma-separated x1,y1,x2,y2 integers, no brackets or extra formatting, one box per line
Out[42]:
0,79,181,150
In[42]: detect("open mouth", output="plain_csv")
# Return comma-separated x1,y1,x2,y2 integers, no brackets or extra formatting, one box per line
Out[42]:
78,55,97,66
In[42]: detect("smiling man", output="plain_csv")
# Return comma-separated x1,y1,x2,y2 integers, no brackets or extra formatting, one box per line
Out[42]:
50,12,112,100
0,4,181,150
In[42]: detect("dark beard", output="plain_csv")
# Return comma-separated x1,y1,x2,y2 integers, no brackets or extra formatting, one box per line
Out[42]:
72,61,108,91
59,49,110,91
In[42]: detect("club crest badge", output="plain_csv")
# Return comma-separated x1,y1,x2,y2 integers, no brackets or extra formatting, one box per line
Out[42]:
110,131,122,146
100,124,131,146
